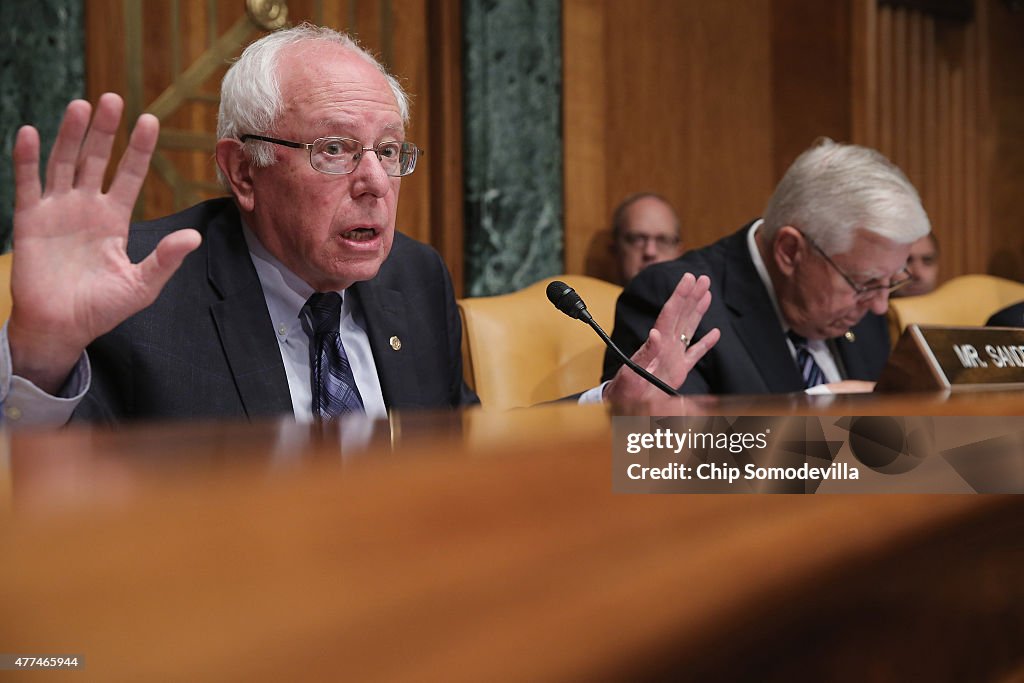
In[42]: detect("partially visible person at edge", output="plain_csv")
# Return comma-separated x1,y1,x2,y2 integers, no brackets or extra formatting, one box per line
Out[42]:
602,138,930,395
892,232,940,298
1,24,719,427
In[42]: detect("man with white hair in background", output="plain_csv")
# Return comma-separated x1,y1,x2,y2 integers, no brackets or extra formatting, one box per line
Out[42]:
603,138,930,394
2,24,717,425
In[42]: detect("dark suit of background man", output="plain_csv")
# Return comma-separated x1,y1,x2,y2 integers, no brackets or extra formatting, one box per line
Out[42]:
987,302,1024,328
603,138,931,395
2,24,717,426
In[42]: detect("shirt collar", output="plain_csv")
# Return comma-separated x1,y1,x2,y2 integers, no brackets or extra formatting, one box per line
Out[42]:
242,223,346,338
745,219,790,331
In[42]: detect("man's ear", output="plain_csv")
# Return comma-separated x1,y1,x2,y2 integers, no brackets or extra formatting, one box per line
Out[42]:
774,225,804,277
215,139,256,212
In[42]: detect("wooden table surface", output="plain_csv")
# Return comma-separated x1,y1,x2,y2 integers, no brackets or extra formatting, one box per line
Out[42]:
2,396,1024,682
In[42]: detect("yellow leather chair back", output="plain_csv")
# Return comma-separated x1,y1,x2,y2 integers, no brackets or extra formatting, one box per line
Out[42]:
887,274,1024,343
458,275,622,410
0,252,11,324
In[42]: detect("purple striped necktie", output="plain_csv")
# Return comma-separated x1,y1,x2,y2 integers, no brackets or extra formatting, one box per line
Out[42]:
787,330,826,389
303,292,364,419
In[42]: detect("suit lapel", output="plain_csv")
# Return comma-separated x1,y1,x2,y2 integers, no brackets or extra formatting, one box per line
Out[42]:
833,313,888,380
206,208,293,418
722,229,805,393
351,279,420,408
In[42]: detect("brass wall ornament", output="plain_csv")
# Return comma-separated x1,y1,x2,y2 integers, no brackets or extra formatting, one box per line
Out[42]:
246,0,289,31
114,0,399,220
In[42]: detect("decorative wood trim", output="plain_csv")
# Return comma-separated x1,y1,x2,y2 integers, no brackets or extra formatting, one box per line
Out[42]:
852,0,991,282
426,0,465,295
851,0,879,145
562,0,607,276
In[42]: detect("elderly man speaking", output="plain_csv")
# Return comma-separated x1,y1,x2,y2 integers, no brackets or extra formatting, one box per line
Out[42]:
3,24,718,425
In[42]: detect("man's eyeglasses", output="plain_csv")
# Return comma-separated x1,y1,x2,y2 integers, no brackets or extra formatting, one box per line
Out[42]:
619,233,680,251
799,230,912,297
239,134,422,177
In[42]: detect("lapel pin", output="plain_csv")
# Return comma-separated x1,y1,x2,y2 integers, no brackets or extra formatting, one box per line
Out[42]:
390,335,402,351
844,331,856,343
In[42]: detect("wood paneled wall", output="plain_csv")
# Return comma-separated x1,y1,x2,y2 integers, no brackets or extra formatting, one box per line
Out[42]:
853,0,989,281
84,0,465,290
564,0,1024,284
563,0,853,280
986,0,1024,280
82,1,1024,290
856,0,1024,282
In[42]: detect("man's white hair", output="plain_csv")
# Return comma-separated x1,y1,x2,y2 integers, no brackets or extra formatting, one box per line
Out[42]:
761,138,930,255
217,23,409,179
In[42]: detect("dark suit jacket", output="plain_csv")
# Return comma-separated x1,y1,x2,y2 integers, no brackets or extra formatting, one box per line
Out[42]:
75,198,477,422
987,302,1024,328
601,223,891,394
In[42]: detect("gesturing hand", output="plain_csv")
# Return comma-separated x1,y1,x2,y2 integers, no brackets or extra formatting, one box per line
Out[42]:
9,93,201,394
604,273,721,406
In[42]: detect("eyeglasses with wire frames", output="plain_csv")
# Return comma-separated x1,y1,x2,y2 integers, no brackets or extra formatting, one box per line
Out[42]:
238,134,422,177
797,229,912,298
618,233,681,251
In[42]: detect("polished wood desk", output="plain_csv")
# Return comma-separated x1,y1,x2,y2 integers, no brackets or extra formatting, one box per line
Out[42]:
648,386,1024,416
2,397,1024,681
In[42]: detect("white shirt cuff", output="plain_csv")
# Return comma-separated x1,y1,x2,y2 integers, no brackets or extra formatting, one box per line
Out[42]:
577,381,611,405
0,322,90,427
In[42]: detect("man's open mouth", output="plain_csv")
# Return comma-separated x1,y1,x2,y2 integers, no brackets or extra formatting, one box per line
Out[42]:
341,227,378,242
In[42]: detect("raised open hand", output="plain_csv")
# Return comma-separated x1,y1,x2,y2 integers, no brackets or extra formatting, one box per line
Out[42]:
9,93,201,393
604,273,721,406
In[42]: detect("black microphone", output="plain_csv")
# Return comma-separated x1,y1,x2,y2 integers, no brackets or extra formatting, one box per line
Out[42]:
545,281,681,397
546,280,593,322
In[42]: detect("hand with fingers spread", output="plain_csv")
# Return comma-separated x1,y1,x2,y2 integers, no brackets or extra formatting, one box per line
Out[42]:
9,93,201,394
604,273,721,406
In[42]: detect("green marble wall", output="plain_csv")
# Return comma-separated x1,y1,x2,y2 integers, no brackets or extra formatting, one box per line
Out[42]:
0,0,84,250
463,0,563,296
